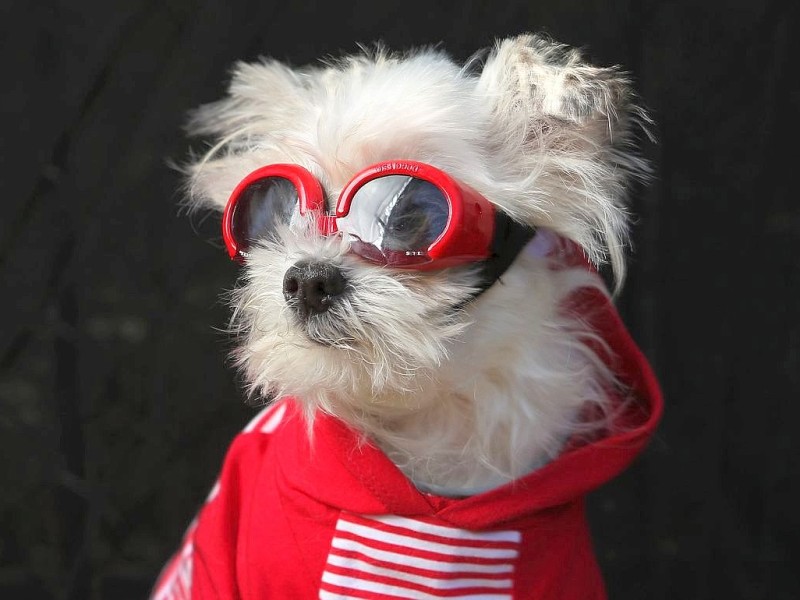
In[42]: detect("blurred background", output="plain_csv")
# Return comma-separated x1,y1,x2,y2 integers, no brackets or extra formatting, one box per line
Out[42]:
1,0,797,598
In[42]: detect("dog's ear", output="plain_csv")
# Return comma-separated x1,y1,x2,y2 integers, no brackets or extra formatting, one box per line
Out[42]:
477,34,649,284
477,34,641,145
182,60,310,211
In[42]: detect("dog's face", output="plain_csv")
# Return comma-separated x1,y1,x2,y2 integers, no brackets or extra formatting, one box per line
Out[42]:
184,35,646,468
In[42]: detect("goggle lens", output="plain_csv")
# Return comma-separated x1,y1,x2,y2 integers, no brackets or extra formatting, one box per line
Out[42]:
337,175,450,266
231,177,298,254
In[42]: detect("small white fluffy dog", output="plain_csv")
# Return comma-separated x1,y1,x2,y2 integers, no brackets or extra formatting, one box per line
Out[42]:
185,34,651,496
185,34,650,497
153,33,662,600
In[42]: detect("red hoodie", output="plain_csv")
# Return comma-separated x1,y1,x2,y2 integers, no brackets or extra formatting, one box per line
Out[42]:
151,281,662,600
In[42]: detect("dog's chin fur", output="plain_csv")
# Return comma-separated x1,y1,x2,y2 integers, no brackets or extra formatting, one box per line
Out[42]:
185,34,649,497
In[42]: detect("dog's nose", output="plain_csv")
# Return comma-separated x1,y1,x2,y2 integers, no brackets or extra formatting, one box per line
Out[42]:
283,261,347,318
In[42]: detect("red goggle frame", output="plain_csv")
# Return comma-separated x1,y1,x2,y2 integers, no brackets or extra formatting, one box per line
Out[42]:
222,160,497,270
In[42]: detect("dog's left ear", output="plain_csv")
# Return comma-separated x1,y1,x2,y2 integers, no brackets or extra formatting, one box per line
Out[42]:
182,60,312,212
477,34,649,283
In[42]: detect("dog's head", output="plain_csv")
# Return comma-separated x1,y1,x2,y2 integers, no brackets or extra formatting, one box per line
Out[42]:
183,35,648,435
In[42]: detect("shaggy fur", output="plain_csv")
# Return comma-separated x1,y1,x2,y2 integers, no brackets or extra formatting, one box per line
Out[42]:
184,34,648,496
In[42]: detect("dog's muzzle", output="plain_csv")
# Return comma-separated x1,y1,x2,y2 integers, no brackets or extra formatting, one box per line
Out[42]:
283,260,347,319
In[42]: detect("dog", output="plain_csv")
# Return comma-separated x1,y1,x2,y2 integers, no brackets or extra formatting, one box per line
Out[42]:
152,34,662,599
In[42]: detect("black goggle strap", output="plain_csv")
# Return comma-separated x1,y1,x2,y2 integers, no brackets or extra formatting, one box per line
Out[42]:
468,211,537,303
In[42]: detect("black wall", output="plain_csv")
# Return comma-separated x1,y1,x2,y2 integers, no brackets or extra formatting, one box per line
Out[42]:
1,1,797,598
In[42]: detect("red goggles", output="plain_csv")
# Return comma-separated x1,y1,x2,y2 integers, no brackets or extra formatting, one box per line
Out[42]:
222,160,498,270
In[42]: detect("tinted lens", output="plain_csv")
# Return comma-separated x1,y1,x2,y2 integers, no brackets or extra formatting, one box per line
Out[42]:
340,175,449,264
231,177,298,252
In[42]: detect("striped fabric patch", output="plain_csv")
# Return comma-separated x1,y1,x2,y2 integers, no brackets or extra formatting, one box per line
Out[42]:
242,401,287,434
152,537,194,600
319,513,521,599
151,402,288,600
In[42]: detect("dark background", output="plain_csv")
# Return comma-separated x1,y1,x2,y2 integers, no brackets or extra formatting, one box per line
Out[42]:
2,0,797,598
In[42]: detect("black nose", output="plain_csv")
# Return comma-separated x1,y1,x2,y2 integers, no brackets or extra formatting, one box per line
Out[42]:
283,261,347,318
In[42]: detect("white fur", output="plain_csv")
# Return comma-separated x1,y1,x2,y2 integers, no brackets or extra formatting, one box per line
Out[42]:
184,34,648,496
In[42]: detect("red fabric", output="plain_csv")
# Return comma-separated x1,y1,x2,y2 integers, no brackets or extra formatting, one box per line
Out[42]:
152,287,662,600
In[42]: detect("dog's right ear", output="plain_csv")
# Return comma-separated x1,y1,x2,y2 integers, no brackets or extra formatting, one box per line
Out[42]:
476,34,649,286
476,34,642,154
183,60,310,212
